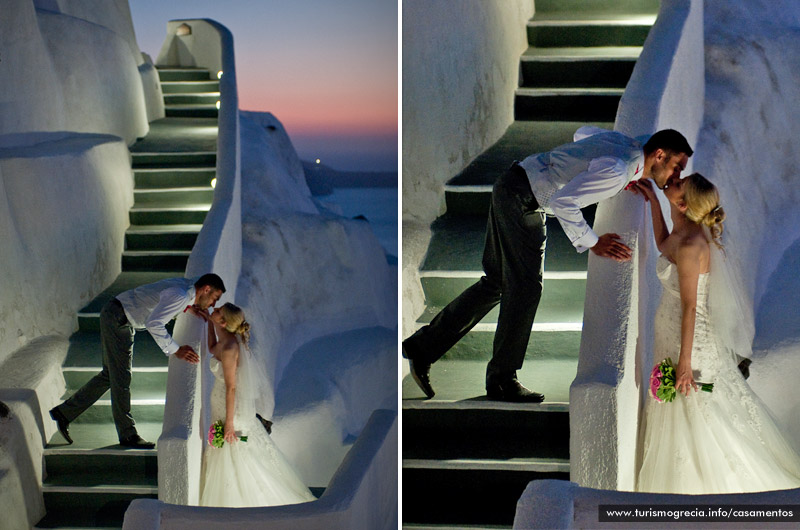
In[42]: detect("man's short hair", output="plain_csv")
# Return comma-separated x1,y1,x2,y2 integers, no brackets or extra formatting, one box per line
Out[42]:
643,129,694,157
195,273,226,293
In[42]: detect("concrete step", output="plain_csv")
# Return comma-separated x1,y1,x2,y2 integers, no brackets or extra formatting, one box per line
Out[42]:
45,451,157,487
131,151,216,168
160,80,219,93
130,117,218,153
527,17,655,48
163,92,220,105
403,403,569,460
63,369,168,395
514,87,623,121
134,167,216,189
38,489,157,528
77,272,177,313
157,67,212,82
421,214,591,274
58,399,164,425
404,526,510,530
411,322,581,362
403,457,569,526
402,358,575,402
442,121,612,216
129,204,210,225
65,329,169,368
420,271,585,312
134,186,214,205
533,0,659,16
165,104,219,118
125,224,202,251
520,46,640,88
122,250,191,272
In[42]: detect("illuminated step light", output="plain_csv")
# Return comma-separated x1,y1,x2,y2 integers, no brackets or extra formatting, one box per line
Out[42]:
211,178,217,189
217,70,223,79
315,158,321,164
215,100,221,110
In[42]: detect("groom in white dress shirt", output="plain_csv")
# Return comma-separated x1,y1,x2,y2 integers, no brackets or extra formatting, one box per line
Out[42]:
50,273,226,448
404,127,693,402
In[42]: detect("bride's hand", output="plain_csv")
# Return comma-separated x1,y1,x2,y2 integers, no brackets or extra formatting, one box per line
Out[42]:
632,179,657,203
224,421,237,444
675,360,698,396
187,305,210,321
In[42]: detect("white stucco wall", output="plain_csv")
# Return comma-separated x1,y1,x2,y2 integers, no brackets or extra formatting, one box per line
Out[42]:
0,136,134,366
571,0,705,490
0,0,152,147
516,479,800,529
401,0,534,338
688,0,800,455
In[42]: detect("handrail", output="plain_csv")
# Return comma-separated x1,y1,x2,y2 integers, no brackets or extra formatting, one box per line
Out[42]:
570,0,705,491
154,18,242,505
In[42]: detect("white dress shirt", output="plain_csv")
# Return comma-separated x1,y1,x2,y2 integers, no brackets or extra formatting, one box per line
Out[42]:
115,277,197,355
519,126,647,252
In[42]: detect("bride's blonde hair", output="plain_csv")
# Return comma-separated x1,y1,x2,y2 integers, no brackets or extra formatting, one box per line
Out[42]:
218,302,250,347
683,172,725,247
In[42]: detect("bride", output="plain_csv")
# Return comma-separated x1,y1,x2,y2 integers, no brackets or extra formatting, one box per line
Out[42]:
196,302,315,507
634,173,800,494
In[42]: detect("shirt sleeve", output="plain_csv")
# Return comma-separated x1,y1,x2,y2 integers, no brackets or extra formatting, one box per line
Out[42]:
548,156,629,253
145,286,188,355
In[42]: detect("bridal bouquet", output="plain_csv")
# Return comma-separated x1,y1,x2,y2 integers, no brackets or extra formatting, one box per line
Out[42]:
649,357,713,403
207,420,248,448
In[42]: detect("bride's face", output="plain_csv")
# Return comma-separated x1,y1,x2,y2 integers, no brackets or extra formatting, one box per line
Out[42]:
210,308,225,326
664,175,688,213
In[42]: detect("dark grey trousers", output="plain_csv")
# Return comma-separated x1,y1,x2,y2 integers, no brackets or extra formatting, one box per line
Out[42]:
404,163,546,384
57,298,137,440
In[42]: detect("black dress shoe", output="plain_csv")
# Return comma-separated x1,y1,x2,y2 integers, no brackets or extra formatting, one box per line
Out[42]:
408,358,435,399
486,377,544,403
256,413,273,435
49,407,73,444
120,435,155,449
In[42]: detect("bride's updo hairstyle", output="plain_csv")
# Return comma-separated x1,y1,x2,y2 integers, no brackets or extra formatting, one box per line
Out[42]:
218,302,251,347
683,172,725,246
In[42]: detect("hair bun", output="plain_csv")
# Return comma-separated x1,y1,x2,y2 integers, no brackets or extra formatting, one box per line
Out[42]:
705,205,725,226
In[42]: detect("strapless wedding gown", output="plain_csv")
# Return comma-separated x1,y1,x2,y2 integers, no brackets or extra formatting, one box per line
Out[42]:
199,356,316,507
636,256,800,493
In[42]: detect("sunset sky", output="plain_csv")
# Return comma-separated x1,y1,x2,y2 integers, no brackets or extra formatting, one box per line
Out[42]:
129,0,398,172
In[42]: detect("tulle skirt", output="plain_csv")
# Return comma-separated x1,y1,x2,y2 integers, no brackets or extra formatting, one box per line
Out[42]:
199,417,316,507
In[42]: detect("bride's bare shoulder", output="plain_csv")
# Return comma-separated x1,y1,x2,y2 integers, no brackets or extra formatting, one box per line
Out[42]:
675,231,710,271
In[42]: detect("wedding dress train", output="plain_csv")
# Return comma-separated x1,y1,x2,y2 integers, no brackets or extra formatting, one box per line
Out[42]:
199,353,316,507
636,256,800,494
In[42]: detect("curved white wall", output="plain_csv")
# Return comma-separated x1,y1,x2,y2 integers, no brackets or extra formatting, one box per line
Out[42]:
0,0,152,147
401,0,534,337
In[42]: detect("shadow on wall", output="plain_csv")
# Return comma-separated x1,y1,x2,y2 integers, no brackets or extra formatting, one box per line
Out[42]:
754,236,800,351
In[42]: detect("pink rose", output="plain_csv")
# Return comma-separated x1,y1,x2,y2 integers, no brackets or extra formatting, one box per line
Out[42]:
649,364,663,402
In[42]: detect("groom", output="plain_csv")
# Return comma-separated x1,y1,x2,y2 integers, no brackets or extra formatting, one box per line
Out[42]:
404,127,693,402
50,273,226,448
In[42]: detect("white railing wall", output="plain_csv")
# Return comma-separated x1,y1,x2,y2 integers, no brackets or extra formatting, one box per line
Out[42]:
569,0,705,491
154,19,242,505
123,410,398,530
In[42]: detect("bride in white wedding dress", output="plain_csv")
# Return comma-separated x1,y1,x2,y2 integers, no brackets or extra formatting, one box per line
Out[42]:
634,173,800,494
197,302,315,507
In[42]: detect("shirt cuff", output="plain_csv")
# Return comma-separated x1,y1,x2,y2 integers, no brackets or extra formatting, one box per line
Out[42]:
573,230,599,253
164,341,179,356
